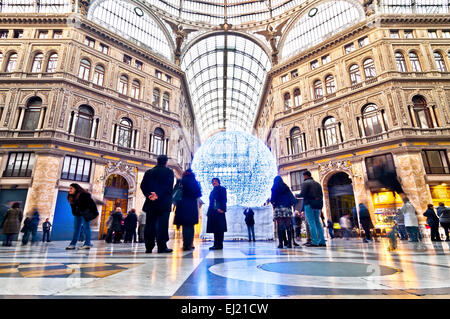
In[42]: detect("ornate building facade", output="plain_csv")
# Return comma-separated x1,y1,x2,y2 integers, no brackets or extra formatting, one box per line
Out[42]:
0,3,200,239
254,11,450,232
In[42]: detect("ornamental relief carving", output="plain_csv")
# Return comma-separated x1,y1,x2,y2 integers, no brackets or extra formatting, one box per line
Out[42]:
104,161,137,187
318,160,353,180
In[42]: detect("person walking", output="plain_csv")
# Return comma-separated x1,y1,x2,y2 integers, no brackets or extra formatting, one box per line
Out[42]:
140,155,175,254
423,204,441,242
243,207,256,242
395,208,408,240
357,203,374,243
339,214,352,240
206,178,227,250
294,211,302,241
1,202,23,247
436,202,450,241
42,218,52,242
22,210,39,245
298,171,326,247
327,219,334,239
173,169,202,251
66,183,99,250
107,207,124,243
399,197,423,249
124,209,138,243
137,211,146,243
270,176,296,248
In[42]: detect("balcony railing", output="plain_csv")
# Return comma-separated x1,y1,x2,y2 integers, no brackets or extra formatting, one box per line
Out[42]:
278,126,450,166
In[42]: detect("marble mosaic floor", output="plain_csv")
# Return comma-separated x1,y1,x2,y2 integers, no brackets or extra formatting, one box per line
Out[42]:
0,237,448,298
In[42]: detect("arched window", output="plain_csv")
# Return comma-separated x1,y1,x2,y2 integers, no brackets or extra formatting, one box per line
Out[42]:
152,127,165,155
363,58,376,78
21,97,42,131
74,105,94,140
153,88,160,106
131,80,140,99
409,52,421,72
313,80,323,99
118,75,128,95
434,51,447,72
31,53,44,73
395,52,407,72
412,95,433,128
283,92,292,109
118,118,132,148
78,59,90,80
6,53,18,72
294,88,302,107
290,127,303,155
93,65,104,86
323,117,339,146
325,75,336,95
46,53,58,73
362,104,383,137
349,64,361,85
162,92,170,110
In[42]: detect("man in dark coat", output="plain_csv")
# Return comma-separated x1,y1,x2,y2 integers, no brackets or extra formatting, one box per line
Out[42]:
140,155,175,253
124,209,138,243
297,171,326,247
243,207,255,242
206,178,227,250
424,204,441,242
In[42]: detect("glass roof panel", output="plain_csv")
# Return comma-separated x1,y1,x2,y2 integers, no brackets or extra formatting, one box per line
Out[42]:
281,0,363,60
181,34,270,141
0,0,72,13
88,0,172,60
378,0,449,13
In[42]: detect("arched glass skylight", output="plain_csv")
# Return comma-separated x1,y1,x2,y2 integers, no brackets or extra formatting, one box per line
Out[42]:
0,0,72,13
88,0,173,61
181,34,271,141
142,0,307,26
281,1,363,60
378,0,449,14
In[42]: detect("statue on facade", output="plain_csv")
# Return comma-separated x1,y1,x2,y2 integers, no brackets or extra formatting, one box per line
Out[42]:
255,19,289,65
164,20,198,65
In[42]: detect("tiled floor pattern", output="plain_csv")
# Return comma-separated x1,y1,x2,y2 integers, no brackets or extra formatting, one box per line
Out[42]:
0,237,448,298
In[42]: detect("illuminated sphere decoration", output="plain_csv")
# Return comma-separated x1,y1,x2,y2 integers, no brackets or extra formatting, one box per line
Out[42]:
191,131,278,207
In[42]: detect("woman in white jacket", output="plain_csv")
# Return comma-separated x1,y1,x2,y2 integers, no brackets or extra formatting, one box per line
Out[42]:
399,197,420,242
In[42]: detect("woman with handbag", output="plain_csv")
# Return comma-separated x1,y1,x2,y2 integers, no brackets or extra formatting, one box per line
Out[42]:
1,202,23,247
270,176,296,248
66,183,99,250
173,169,202,251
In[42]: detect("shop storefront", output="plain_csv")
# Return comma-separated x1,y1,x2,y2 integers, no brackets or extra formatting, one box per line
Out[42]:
371,191,403,236
429,184,450,207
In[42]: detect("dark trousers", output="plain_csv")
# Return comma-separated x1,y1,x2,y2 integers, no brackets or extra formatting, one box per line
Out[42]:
213,232,224,248
397,224,408,240
406,226,420,242
247,225,255,241
327,227,334,239
440,222,450,240
429,225,441,241
124,229,137,242
144,211,170,251
138,224,145,242
2,234,14,246
42,230,51,242
361,224,372,240
22,228,37,245
182,225,195,249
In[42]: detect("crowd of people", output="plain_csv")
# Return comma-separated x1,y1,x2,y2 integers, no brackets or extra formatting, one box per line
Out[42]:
1,155,449,251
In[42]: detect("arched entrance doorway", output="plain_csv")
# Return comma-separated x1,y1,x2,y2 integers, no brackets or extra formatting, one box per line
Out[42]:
327,172,356,225
99,174,129,239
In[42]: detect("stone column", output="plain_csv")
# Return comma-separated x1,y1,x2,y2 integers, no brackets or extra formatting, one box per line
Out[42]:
394,152,432,223
22,155,61,227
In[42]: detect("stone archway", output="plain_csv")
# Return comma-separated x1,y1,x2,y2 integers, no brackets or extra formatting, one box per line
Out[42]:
326,172,356,226
318,161,356,226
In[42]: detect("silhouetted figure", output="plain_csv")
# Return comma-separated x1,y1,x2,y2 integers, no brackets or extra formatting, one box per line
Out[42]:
206,178,227,250
243,207,256,242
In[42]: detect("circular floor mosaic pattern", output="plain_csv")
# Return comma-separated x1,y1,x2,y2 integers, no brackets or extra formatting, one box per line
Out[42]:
258,261,399,277
208,257,450,290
